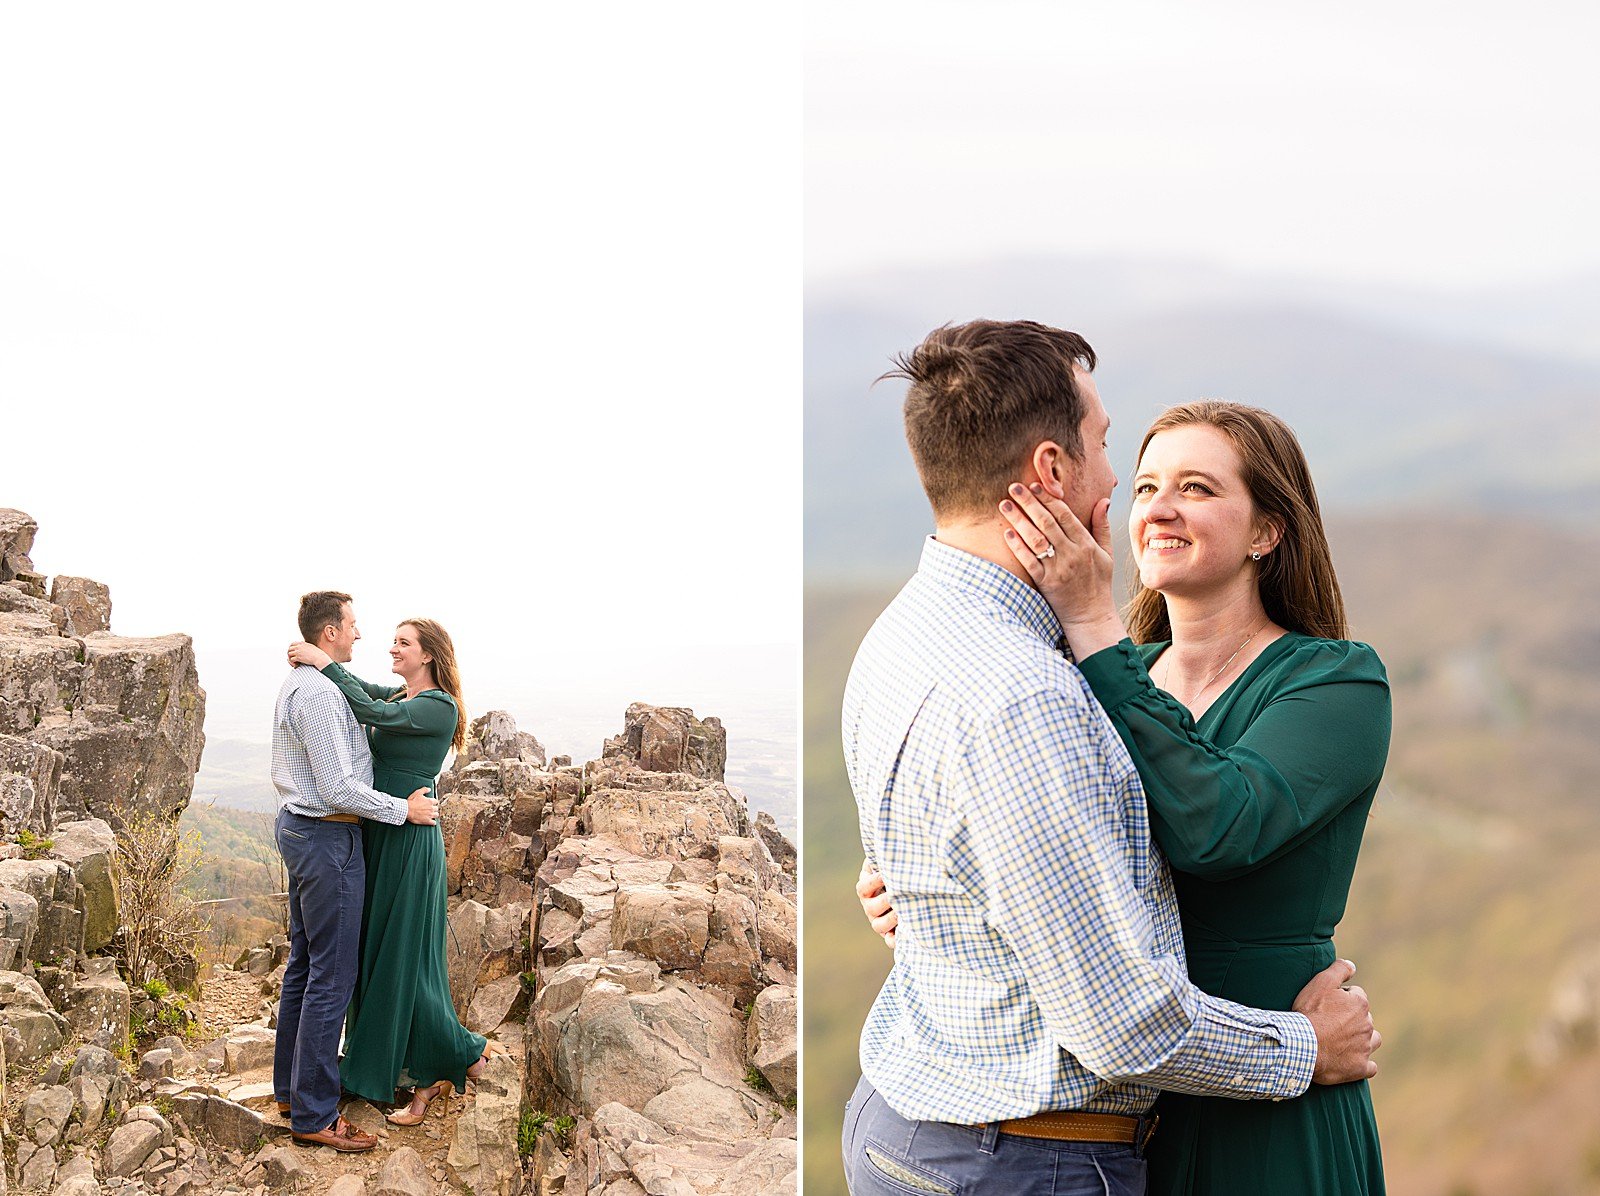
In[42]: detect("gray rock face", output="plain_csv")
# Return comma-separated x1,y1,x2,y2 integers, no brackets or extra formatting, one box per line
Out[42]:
0,731,62,837
0,968,66,1065
21,1081,75,1145
447,1053,525,1195
0,855,84,963
0,882,40,970
446,899,530,1020
746,984,797,1102
33,631,206,824
49,818,117,952
61,966,131,1046
0,508,38,582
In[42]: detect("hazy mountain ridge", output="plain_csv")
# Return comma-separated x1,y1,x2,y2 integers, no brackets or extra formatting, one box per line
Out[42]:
806,258,1600,579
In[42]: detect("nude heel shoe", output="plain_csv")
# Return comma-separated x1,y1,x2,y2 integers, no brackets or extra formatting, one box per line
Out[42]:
385,1080,453,1126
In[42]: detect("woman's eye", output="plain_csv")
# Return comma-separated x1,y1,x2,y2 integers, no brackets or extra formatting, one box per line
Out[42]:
1182,482,1213,495
1133,482,1155,495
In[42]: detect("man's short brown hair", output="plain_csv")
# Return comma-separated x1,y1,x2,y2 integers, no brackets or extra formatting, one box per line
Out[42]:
886,320,1097,519
298,591,352,643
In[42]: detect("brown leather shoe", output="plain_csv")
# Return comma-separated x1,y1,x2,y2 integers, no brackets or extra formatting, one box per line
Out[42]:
290,1116,377,1152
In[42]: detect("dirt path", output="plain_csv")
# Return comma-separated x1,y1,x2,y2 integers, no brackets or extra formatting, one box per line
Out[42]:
184,970,477,1193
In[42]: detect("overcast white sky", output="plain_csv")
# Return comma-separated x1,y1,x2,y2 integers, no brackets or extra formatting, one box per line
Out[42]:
3,6,799,759
808,0,1600,288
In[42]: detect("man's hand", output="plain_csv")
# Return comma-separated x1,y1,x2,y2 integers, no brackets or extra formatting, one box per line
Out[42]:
1293,959,1382,1084
857,861,898,947
405,787,439,826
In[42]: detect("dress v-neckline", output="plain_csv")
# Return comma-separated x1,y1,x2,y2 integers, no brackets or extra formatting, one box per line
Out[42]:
1152,632,1303,726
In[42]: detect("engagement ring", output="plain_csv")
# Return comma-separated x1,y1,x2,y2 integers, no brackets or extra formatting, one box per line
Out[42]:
1036,545,1056,560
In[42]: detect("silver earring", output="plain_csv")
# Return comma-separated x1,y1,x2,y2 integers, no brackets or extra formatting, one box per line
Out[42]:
1250,551,1263,561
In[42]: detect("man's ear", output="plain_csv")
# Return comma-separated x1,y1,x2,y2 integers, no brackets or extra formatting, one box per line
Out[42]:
1030,441,1069,500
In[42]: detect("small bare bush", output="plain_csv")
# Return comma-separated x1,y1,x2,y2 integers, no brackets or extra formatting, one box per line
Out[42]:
111,806,211,991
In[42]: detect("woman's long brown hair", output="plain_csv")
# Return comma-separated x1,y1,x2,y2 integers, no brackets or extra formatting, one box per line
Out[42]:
1125,401,1349,644
401,617,468,752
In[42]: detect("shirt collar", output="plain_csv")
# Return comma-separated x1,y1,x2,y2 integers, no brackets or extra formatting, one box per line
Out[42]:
916,535,1067,653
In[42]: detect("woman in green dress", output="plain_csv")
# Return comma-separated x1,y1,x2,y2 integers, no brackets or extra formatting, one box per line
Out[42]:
862,401,1388,1195
288,617,503,1124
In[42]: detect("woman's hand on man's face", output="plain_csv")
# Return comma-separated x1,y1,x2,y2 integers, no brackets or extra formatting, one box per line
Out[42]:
1000,483,1127,659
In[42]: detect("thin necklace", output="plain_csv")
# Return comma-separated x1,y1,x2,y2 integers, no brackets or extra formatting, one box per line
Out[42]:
1159,622,1268,710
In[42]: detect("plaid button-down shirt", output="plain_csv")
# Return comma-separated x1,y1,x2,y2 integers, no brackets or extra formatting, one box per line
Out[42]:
843,538,1317,1122
272,665,408,824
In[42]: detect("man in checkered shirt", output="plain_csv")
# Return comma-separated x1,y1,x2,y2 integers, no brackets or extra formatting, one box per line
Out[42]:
840,322,1379,1195
270,591,439,1151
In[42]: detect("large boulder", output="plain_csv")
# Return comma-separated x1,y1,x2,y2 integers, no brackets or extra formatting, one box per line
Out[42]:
746,984,797,1102
50,818,118,952
49,575,112,637
602,703,727,779
61,967,131,1046
446,900,530,1019
460,709,546,768
447,1052,525,1195
0,509,39,582
33,632,206,824
532,956,772,1139
0,969,67,1066
0,618,84,736
0,856,84,962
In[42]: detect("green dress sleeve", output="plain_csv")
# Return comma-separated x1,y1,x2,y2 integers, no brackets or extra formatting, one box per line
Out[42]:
1075,638,1390,881
319,662,457,737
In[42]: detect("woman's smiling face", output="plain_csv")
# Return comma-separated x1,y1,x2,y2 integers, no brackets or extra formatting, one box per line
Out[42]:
390,623,431,677
1129,423,1274,599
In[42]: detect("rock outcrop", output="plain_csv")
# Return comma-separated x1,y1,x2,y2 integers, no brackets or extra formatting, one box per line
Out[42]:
439,704,798,1196
0,509,795,1195
0,508,206,828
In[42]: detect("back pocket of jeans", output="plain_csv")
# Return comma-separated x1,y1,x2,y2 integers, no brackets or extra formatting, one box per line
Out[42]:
863,1145,960,1195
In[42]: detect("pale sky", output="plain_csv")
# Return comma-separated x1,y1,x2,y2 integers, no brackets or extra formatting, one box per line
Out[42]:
2,6,800,765
808,0,1600,287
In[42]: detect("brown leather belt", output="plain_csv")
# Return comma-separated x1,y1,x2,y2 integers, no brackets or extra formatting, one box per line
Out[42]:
319,813,360,825
998,1111,1158,1149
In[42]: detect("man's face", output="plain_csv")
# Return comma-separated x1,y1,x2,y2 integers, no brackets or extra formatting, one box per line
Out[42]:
326,603,360,664
1059,369,1117,527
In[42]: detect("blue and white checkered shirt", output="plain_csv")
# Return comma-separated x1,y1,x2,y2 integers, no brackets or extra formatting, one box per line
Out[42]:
843,538,1317,1122
272,665,408,824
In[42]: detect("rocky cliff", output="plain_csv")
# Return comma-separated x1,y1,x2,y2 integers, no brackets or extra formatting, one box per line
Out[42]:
0,508,796,1196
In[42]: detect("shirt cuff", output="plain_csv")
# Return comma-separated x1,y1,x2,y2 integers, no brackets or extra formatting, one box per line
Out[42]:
1075,639,1154,713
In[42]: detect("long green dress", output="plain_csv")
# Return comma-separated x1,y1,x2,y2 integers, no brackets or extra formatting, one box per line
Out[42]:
1075,634,1390,1196
318,662,487,1102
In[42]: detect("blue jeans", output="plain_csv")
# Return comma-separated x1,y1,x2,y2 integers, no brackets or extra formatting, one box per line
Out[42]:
273,810,365,1134
843,1076,1148,1196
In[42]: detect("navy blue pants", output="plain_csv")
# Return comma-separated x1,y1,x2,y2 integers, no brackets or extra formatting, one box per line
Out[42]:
844,1076,1148,1196
273,810,365,1134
